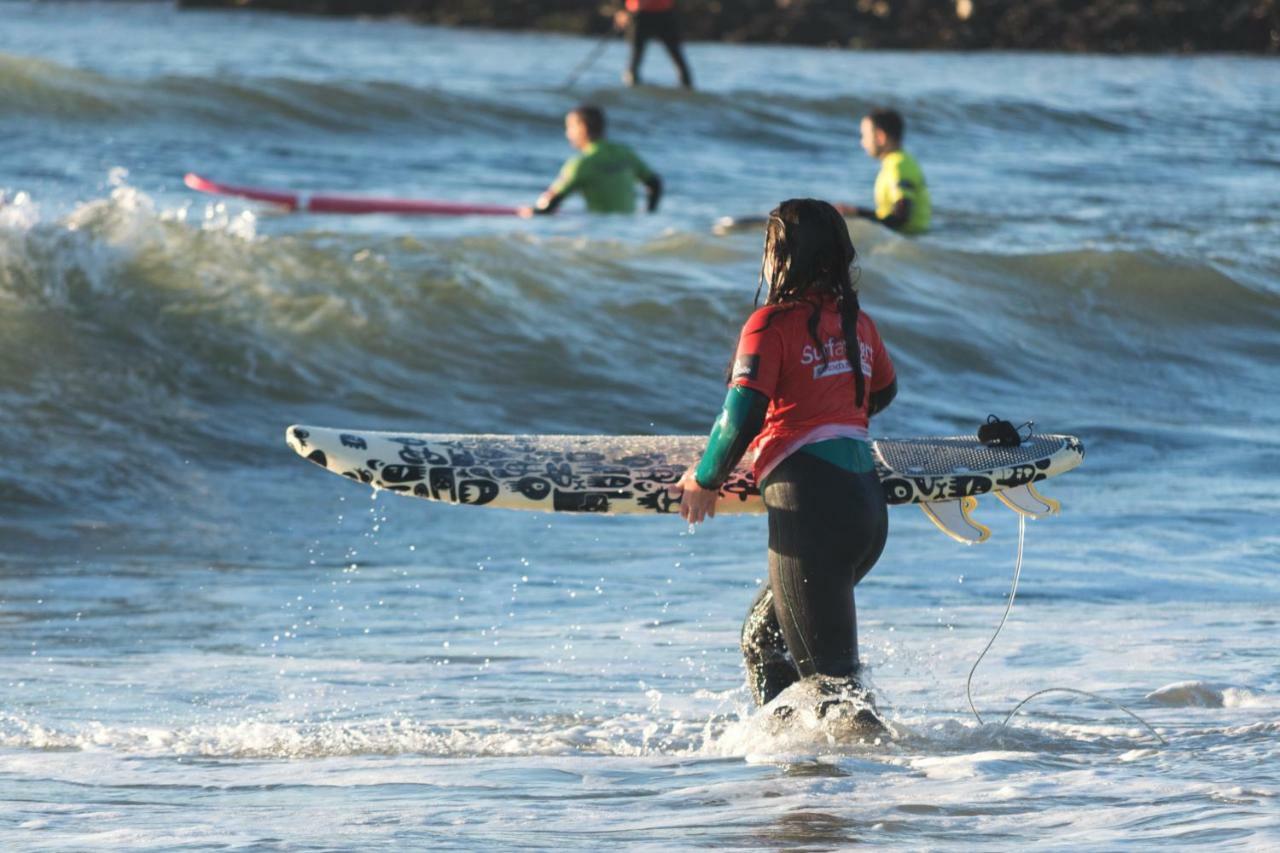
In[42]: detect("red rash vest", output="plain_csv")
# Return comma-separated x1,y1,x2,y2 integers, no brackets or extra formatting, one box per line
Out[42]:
627,0,675,11
730,297,896,482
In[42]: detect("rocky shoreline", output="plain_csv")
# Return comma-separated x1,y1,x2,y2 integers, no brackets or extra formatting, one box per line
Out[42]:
175,0,1280,53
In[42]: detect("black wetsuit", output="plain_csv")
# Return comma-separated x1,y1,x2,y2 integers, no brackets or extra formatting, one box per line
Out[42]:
694,292,897,707
741,452,889,706
627,10,693,89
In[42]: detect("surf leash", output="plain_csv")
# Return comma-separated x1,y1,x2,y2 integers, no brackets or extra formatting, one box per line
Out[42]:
966,515,1168,746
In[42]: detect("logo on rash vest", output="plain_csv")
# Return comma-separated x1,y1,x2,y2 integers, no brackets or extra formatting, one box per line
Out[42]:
812,359,852,379
859,340,875,375
801,337,875,379
802,338,850,379
732,354,760,381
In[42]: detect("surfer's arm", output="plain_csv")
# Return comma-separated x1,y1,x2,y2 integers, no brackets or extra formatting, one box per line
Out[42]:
694,385,769,490
531,157,582,215
642,174,662,212
846,198,911,230
876,197,912,230
532,190,567,215
629,147,661,213
868,377,897,416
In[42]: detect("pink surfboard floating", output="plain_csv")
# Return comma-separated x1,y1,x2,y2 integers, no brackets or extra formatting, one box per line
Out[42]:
183,173,521,217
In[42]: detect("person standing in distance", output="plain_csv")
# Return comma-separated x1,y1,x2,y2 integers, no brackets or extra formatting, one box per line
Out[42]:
613,0,694,89
519,105,662,216
843,108,931,235
674,199,899,719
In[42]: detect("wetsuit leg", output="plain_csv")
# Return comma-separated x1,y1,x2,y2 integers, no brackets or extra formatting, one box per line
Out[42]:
762,452,888,682
656,13,693,88
626,15,653,85
740,584,798,706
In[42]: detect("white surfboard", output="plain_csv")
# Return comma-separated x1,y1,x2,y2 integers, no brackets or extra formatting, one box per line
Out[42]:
286,426,1084,543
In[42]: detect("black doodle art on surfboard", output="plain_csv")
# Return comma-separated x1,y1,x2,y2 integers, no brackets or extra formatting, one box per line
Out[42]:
288,430,1085,515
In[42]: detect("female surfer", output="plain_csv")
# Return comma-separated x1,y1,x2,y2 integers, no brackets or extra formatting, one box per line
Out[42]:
674,199,898,717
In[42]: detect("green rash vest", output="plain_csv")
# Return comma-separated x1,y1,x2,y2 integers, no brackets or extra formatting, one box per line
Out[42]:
549,140,655,214
874,150,931,235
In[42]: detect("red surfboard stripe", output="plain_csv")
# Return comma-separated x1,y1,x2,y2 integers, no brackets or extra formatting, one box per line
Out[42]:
183,173,520,217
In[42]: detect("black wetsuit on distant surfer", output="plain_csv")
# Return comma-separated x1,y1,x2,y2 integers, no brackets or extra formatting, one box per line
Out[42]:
614,0,694,89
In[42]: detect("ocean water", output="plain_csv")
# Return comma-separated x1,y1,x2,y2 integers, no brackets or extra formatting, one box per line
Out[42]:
2,2,1279,848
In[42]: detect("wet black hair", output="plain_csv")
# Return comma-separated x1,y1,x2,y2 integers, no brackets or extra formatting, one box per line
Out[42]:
570,105,606,140
865,108,904,143
755,199,866,408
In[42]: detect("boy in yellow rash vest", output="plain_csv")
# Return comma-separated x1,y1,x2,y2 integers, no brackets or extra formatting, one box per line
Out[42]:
842,108,931,235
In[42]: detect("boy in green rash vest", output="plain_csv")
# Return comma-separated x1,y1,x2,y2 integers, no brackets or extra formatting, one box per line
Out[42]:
518,105,663,216
842,108,931,235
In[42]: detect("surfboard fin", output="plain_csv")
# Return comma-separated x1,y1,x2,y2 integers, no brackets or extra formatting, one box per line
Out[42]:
994,482,1061,518
920,496,990,544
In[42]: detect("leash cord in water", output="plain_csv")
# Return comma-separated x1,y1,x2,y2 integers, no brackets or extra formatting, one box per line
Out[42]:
966,514,1167,746
1002,687,1167,745
964,513,1026,726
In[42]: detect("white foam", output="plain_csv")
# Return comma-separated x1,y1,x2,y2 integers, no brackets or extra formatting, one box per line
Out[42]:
1143,680,1273,709
0,189,40,230
1146,680,1226,707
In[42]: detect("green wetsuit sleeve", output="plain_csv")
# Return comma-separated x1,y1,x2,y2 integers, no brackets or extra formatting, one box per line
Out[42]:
542,156,582,201
535,157,582,214
626,147,660,212
628,146,655,183
694,385,769,490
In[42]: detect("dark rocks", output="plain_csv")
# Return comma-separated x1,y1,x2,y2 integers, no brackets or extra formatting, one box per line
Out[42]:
176,0,1280,53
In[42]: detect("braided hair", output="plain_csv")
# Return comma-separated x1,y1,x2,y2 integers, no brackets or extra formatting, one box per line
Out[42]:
754,198,865,407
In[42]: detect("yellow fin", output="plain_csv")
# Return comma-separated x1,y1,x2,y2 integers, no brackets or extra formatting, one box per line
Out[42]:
995,482,1061,518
